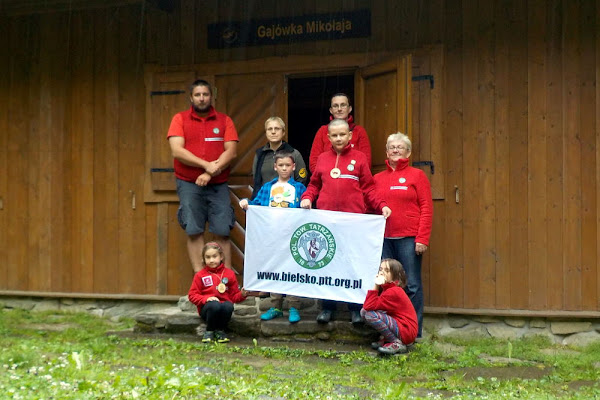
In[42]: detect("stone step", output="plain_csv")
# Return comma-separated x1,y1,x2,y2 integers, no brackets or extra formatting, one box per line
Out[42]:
135,309,378,345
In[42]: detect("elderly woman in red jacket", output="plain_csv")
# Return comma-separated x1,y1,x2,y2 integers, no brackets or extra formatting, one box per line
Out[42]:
374,132,433,339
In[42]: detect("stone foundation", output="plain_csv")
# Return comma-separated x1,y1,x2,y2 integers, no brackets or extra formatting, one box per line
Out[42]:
2,296,600,347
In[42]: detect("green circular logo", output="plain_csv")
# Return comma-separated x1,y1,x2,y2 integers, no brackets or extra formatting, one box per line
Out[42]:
289,222,336,269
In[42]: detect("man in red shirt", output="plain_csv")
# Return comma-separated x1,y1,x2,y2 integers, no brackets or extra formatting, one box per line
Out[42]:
167,80,238,272
308,93,372,173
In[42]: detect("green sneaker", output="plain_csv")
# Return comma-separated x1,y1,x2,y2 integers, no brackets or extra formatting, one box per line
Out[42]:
261,307,283,321
288,307,301,323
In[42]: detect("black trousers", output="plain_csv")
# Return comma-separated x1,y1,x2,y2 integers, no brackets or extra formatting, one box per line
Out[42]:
200,301,234,331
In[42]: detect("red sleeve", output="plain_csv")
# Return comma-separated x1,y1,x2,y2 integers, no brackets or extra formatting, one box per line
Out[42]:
354,127,372,167
363,287,407,313
166,113,183,139
225,271,247,303
309,126,327,173
360,160,387,213
223,115,239,142
363,290,381,310
301,158,323,202
415,170,433,245
188,272,210,306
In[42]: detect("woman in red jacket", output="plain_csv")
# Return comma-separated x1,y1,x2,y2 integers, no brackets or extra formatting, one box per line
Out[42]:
188,242,247,343
374,133,433,339
361,258,418,355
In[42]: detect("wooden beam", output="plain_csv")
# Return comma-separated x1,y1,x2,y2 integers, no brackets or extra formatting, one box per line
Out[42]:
0,290,180,302
0,0,143,16
425,306,600,319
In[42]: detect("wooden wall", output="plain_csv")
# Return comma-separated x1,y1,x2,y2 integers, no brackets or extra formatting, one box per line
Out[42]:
1,0,599,315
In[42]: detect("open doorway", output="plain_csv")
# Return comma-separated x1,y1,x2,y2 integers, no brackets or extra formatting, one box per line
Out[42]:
287,74,354,175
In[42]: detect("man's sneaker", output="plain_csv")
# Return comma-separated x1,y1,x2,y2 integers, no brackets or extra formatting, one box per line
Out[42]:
288,307,301,323
215,330,230,343
261,307,283,321
202,331,214,343
378,341,408,355
316,309,333,323
371,336,385,350
351,310,363,325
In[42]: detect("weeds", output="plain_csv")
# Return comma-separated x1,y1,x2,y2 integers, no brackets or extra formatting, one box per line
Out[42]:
1,309,599,399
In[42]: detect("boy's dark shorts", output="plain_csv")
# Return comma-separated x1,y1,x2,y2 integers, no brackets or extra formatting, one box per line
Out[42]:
176,178,234,237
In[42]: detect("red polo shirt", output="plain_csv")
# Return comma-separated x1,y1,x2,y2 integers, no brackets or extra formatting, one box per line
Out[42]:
167,106,238,184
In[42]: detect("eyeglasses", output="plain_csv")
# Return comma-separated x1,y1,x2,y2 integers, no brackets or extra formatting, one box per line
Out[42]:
266,127,283,132
331,103,349,110
388,145,408,151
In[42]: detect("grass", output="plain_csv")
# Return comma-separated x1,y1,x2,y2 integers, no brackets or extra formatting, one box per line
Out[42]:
1,309,600,399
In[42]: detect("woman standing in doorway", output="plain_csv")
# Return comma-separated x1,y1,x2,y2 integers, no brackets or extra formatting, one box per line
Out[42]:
251,117,308,200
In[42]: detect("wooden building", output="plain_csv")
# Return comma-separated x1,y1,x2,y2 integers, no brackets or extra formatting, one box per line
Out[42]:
1,0,599,318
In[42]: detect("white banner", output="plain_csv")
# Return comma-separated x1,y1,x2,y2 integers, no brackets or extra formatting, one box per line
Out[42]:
243,206,385,304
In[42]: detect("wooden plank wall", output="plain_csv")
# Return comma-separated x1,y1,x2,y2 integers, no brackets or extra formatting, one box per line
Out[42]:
0,0,599,314
0,6,151,295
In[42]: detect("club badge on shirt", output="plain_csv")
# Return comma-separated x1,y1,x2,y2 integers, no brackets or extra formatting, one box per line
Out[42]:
202,276,214,287
213,128,220,134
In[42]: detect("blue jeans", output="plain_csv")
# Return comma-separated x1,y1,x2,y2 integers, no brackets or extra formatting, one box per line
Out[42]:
382,237,423,337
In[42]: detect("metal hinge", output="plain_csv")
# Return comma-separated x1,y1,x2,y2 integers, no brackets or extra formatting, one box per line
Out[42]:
412,74,434,89
149,90,185,97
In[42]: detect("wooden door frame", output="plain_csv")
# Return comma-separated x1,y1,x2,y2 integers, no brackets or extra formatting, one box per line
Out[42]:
144,52,398,203
143,50,440,199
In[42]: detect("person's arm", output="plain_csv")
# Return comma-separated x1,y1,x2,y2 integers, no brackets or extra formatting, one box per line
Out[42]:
293,150,309,186
360,159,388,215
362,289,380,311
309,126,326,173
355,127,372,168
204,116,239,175
188,274,211,306
228,274,247,303
169,136,209,170
300,168,322,208
415,170,434,247
251,153,259,178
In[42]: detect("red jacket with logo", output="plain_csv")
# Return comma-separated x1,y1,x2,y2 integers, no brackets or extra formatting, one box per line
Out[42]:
363,281,418,345
188,263,246,312
309,116,371,173
374,158,433,245
167,106,238,184
302,145,386,214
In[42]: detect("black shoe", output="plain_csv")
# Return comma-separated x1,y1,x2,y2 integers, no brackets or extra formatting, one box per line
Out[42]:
316,310,332,323
350,310,363,325
202,331,214,343
215,330,230,343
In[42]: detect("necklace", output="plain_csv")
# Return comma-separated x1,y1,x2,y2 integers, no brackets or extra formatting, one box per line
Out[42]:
209,266,228,293
330,154,341,178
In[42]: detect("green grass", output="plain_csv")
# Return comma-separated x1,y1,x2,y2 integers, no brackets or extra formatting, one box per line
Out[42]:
1,309,599,399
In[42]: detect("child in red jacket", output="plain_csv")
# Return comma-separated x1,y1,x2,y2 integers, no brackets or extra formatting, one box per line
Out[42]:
301,119,391,325
361,258,418,355
188,242,247,343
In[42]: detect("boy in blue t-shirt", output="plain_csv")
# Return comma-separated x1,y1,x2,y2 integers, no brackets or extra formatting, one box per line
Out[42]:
239,151,306,322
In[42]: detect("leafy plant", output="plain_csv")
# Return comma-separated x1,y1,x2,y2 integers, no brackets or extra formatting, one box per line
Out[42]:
1,309,600,399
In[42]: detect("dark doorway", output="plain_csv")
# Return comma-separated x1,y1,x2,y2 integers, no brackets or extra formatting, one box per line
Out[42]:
287,74,354,176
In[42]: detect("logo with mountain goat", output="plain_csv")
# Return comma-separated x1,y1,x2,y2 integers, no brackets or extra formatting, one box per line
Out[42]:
290,223,336,269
